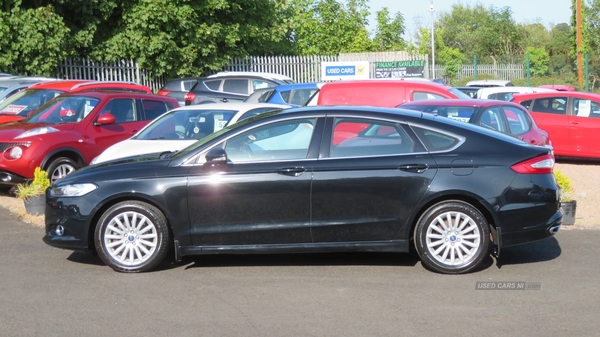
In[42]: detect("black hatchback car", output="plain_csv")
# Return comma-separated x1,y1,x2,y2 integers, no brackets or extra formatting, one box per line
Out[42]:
43,106,562,274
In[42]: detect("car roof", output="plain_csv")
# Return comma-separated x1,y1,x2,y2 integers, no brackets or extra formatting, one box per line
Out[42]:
27,80,152,93
512,91,600,101
0,77,57,86
172,102,290,111
207,71,294,82
466,80,513,87
57,90,173,100
321,79,452,89
400,99,525,108
273,82,320,91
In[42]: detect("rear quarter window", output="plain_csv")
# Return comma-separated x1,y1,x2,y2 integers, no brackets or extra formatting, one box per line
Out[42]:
410,125,461,151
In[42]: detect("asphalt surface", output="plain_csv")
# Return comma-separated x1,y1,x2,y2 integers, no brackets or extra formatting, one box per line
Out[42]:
1,207,599,337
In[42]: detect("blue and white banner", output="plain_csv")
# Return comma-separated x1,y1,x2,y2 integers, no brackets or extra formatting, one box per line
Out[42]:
321,61,370,81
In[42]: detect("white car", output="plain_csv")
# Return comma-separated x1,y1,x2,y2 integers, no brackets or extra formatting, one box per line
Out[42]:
465,79,513,87
477,86,557,101
91,102,290,164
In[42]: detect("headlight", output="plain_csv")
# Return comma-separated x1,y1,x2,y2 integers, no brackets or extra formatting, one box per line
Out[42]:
9,146,23,159
89,156,99,165
15,127,59,139
50,183,97,197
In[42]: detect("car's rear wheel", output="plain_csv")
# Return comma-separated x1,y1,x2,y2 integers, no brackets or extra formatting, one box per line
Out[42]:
46,157,79,183
94,201,170,273
414,201,490,274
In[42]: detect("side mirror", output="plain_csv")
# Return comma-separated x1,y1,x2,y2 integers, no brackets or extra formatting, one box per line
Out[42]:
203,148,228,171
95,112,115,125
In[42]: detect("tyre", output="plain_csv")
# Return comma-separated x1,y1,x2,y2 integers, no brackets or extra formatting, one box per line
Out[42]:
414,201,490,274
46,157,79,183
94,201,170,273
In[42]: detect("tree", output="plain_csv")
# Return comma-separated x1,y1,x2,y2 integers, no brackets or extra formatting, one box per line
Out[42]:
0,0,292,77
437,3,522,62
372,7,406,51
0,5,70,76
526,46,550,76
289,0,374,55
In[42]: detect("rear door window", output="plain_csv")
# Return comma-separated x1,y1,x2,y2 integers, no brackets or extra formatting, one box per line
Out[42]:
223,79,249,95
531,97,568,115
141,100,170,120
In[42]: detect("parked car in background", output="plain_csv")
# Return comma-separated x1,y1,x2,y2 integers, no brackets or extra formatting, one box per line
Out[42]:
43,105,561,274
465,79,513,87
455,86,484,99
512,91,600,159
91,102,290,164
0,76,58,103
477,86,556,101
399,99,550,146
243,82,320,107
157,77,199,106
0,80,153,124
538,84,576,92
0,90,177,186
183,71,295,105
316,79,470,107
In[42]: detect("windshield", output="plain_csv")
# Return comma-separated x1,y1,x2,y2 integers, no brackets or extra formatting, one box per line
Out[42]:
24,95,100,124
0,89,65,117
135,108,237,140
448,88,472,99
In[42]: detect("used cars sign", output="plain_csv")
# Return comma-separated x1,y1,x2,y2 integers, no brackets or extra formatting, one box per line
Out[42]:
321,61,369,81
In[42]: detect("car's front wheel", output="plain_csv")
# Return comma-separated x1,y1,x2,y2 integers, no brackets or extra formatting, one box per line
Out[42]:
46,157,79,183
414,201,490,274
94,201,170,273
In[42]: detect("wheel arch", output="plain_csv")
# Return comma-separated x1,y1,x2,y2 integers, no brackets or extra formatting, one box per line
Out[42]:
405,193,499,245
86,194,175,254
40,148,87,172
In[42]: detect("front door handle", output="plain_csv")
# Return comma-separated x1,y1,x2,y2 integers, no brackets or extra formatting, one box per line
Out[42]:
399,164,429,173
276,167,306,177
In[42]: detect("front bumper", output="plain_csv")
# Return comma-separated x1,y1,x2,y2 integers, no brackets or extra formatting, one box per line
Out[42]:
42,195,97,252
0,170,28,186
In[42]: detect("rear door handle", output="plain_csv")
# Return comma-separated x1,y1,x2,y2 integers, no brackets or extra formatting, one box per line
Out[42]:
276,167,306,177
399,164,429,173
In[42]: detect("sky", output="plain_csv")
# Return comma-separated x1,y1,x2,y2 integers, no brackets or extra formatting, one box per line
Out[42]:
367,0,572,40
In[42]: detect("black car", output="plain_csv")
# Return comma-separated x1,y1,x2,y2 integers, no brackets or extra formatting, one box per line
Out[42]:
182,72,295,105
43,106,563,274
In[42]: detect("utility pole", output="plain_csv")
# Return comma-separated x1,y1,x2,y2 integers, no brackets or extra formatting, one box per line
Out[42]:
577,0,583,87
429,0,435,79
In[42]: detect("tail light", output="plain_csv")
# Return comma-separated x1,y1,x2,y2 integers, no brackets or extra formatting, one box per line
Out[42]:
157,89,170,96
511,154,554,174
184,92,196,105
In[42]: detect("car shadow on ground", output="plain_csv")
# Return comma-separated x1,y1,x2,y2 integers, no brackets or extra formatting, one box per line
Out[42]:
495,237,561,269
64,237,560,273
181,251,421,270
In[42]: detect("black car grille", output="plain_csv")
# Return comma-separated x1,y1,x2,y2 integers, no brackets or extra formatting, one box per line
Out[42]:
0,142,30,152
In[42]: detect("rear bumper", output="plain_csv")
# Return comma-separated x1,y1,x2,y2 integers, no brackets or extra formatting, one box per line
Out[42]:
500,209,563,247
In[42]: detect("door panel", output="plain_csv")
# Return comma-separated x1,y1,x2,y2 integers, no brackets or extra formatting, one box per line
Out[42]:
311,117,437,243
187,117,319,246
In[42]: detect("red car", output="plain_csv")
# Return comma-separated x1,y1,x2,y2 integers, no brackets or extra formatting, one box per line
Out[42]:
0,90,177,186
0,80,153,124
316,79,469,108
512,91,600,159
399,99,550,146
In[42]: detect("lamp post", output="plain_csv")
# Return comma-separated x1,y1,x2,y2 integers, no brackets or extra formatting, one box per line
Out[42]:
429,0,435,79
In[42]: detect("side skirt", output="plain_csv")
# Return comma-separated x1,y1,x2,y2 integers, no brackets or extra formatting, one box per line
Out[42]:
177,240,410,257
